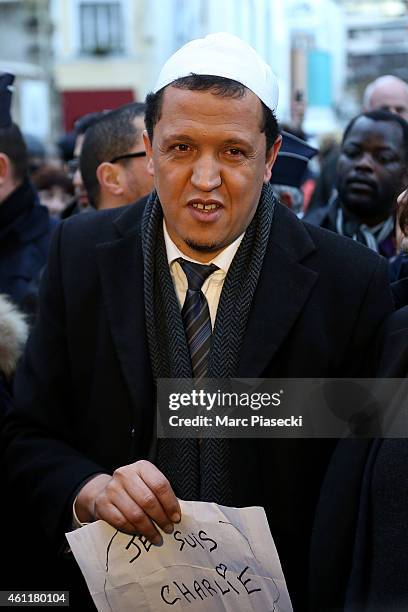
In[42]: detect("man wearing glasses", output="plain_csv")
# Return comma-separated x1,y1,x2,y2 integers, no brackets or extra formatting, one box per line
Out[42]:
63,111,105,218
79,102,153,211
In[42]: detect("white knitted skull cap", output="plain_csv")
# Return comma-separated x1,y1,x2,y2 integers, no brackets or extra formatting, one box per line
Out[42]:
153,32,279,112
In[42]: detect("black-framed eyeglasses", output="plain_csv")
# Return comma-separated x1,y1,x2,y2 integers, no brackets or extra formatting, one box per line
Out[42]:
109,151,147,164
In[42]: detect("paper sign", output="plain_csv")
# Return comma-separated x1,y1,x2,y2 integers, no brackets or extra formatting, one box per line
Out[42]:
66,500,292,611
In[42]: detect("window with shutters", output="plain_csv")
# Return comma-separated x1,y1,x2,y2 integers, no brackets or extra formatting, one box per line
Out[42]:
79,2,123,55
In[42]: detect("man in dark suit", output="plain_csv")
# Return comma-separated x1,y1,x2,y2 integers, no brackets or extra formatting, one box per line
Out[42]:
3,33,393,610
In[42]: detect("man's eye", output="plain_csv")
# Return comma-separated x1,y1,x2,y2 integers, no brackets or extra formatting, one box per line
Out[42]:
378,153,397,164
375,149,397,163
173,144,190,152
226,148,243,156
343,147,359,158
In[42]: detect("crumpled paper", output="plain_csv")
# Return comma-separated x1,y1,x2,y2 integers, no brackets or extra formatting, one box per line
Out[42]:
66,500,292,611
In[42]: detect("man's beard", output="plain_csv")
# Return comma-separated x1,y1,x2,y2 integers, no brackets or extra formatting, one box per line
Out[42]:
342,197,391,221
184,238,223,253
339,187,394,223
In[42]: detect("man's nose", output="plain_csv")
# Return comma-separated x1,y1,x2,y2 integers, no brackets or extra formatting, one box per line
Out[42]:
355,152,375,172
190,155,222,191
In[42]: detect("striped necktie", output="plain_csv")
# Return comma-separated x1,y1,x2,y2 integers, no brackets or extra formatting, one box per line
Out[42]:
156,258,231,505
178,258,218,379
178,258,232,505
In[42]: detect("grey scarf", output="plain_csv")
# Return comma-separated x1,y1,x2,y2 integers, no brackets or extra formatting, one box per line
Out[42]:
142,183,276,503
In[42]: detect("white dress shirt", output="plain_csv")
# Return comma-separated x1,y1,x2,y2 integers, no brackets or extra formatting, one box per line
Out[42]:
163,221,244,327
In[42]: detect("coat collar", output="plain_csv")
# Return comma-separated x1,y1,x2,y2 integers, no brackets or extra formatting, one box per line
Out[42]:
0,179,52,242
112,194,148,238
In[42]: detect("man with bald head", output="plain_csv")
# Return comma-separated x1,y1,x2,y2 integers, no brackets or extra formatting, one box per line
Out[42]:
4,34,393,609
363,74,408,120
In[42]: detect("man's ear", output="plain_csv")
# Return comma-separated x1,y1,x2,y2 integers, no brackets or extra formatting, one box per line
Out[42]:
143,130,154,177
96,162,124,196
263,134,282,183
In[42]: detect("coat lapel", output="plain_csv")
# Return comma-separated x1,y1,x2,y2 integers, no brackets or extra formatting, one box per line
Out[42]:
237,204,319,377
96,203,152,417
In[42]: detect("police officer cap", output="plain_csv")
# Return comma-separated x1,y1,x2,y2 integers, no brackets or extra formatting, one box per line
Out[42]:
270,131,318,188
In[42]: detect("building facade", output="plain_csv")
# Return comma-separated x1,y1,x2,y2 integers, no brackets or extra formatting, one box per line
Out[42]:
0,0,55,143
51,0,293,130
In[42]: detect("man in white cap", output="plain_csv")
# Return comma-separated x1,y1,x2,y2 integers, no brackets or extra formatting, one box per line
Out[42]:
4,34,393,609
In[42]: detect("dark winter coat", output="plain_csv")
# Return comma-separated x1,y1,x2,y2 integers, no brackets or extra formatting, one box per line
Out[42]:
306,196,395,259
310,307,408,612
0,179,57,314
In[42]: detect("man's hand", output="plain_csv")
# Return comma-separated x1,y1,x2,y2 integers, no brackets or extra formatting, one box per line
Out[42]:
75,460,181,545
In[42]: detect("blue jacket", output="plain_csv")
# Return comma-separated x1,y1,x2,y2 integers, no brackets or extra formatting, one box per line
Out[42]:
0,179,57,312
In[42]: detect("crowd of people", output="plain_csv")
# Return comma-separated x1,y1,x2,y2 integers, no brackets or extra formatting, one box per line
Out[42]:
0,32,407,611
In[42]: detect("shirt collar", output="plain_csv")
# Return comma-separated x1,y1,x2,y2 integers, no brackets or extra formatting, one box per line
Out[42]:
163,219,244,274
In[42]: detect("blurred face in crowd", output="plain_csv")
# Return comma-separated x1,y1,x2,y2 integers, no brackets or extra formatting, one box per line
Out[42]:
337,116,408,225
40,186,72,217
144,86,280,262
115,116,153,203
367,78,408,121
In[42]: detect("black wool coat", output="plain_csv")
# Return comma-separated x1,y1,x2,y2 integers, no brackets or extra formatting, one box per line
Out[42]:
3,199,393,611
0,179,57,314
310,306,408,612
